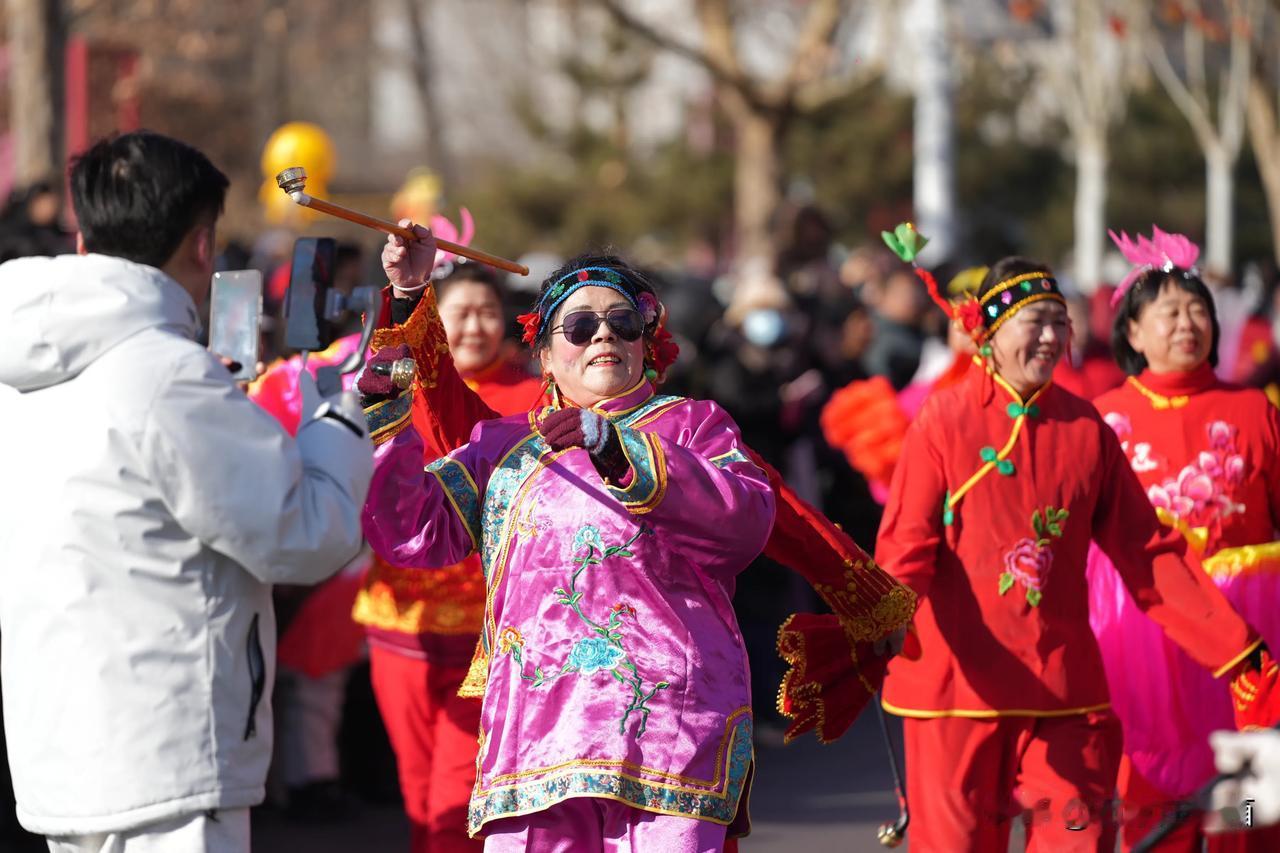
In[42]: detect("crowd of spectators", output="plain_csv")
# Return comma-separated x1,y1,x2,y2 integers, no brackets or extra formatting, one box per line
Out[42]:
4,185,1279,839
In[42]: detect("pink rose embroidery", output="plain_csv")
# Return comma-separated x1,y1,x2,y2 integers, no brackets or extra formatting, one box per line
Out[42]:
1004,538,1051,590
1143,419,1249,546
998,507,1068,607
1103,412,1131,440
1207,420,1236,450
1176,465,1215,505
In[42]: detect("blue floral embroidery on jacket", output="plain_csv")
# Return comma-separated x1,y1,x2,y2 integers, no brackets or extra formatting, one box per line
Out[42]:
498,523,671,736
569,637,626,674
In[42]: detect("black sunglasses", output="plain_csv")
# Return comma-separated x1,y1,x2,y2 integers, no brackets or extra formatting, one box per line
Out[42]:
552,309,645,345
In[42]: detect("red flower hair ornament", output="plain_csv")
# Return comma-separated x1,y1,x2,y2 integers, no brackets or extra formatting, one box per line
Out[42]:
517,311,542,345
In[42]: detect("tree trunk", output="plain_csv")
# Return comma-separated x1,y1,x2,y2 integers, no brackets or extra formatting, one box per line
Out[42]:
910,0,956,264
1204,141,1235,275
6,0,64,187
403,0,453,189
1246,76,1280,268
732,107,782,273
1074,129,1107,293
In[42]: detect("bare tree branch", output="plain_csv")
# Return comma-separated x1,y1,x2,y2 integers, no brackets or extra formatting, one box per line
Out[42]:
1185,0,1210,104
1147,33,1219,148
776,0,850,96
403,0,453,186
793,67,878,113
596,0,763,108
1219,0,1255,157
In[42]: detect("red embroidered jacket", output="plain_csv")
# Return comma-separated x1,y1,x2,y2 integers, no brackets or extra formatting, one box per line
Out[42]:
1092,364,1280,556
876,363,1260,717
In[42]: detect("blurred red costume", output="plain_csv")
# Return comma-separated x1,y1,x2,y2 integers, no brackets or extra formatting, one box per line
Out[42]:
876,362,1260,852
357,293,543,853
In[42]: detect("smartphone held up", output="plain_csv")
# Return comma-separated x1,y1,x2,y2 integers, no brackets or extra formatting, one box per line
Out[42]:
283,237,381,395
208,270,263,381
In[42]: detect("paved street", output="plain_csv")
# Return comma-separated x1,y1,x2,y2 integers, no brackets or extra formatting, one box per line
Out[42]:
246,709,905,853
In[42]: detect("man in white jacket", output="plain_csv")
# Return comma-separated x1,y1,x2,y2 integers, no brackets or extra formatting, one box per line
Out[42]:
0,131,373,852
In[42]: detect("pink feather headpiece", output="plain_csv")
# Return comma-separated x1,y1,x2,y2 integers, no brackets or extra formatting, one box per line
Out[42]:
429,207,475,272
1107,225,1201,307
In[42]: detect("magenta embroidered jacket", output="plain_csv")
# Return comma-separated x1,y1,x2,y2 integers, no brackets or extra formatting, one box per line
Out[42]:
361,381,774,835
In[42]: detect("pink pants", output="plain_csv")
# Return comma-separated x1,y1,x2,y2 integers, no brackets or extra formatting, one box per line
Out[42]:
481,796,727,853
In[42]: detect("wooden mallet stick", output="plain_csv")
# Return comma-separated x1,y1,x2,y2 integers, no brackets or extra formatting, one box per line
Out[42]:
275,167,528,276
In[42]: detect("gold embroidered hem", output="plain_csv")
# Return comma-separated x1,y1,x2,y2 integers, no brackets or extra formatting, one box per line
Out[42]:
1214,637,1264,680
467,707,753,835
775,612,886,744
879,699,1112,719
365,391,413,445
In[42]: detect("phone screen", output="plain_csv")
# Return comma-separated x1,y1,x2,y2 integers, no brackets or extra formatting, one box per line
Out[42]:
208,270,263,381
283,237,337,352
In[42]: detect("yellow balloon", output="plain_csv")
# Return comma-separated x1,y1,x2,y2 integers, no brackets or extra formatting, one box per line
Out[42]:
261,122,335,184
391,168,442,224
260,122,336,224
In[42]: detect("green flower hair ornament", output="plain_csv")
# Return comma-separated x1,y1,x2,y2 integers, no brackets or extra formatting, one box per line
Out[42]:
881,222,930,264
882,220,985,338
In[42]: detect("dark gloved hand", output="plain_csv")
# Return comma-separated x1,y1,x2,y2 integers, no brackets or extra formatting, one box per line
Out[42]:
390,293,423,325
358,344,411,407
538,408,629,483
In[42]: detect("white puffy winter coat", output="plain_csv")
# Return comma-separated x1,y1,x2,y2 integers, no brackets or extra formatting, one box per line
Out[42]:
0,254,372,835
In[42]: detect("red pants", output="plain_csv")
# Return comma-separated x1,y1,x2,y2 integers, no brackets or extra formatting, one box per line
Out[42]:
902,710,1122,852
1117,755,1280,852
370,645,483,853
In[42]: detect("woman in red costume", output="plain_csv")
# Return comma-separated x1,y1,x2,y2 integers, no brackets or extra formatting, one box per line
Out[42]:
875,249,1268,853
1088,227,1280,852
355,258,542,853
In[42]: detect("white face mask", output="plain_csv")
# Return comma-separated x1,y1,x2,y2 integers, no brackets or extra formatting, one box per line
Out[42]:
742,309,785,348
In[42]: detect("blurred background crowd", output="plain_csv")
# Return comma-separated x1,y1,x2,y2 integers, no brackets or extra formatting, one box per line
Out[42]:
4,0,1280,847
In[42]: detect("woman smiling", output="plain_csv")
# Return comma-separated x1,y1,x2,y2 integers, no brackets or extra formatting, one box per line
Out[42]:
359,226,774,852
873,253,1264,852
1088,227,1280,852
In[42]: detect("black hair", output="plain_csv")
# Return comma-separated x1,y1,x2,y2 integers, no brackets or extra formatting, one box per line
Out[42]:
977,256,1054,303
436,261,508,308
69,130,228,269
1110,267,1220,375
531,253,658,351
